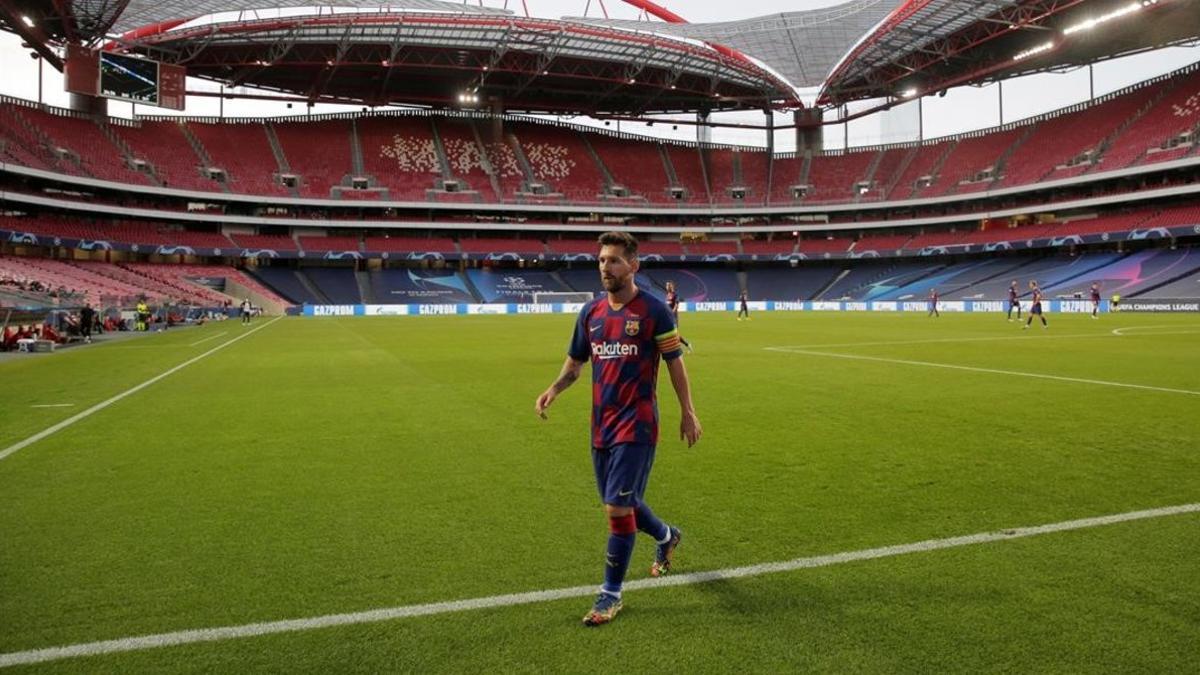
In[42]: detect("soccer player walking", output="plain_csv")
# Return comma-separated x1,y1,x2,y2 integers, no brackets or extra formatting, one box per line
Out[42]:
535,231,702,627
737,289,750,320
1007,281,1021,321
928,288,940,318
1090,282,1101,319
1024,281,1047,330
664,281,693,353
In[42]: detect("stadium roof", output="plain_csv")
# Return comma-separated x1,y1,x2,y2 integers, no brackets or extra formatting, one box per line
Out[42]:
115,9,798,113
567,0,904,90
820,0,1200,106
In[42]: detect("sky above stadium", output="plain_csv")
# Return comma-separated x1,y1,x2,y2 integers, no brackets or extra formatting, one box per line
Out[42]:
1,0,1198,149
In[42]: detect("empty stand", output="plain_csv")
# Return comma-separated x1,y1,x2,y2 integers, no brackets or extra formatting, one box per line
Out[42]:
745,266,841,300
21,107,147,184
588,134,671,202
112,121,217,191
923,128,1024,196
512,124,606,202
663,145,708,203
273,120,353,198
805,150,877,203
188,122,290,196
1098,68,1200,171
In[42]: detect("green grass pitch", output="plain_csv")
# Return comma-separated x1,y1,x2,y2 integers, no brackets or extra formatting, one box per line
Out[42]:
1,311,1198,673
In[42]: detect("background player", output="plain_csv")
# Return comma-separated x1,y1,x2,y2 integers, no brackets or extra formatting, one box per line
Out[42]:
1024,281,1048,330
928,288,940,318
737,289,750,321
1007,281,1022,321
535,231,702,627
1090,282,1102,319
664,281,694,353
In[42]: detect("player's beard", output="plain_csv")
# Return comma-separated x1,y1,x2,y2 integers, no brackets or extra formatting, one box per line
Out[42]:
602,272,630,294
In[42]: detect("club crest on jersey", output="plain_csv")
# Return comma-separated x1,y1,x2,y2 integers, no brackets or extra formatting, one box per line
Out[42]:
624,320,640,336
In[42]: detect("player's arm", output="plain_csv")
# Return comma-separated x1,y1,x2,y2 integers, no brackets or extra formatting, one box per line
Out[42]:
536,356,585,419
665,357,702,448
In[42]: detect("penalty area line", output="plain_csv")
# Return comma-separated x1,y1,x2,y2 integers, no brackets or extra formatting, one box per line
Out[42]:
0,317,282,463
0,502,1197,668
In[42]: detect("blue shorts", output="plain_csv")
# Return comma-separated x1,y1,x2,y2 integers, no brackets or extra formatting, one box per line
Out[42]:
592,443,656,507
1031,303,1043,315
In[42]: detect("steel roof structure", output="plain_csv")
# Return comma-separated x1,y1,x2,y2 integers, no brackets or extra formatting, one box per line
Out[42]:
117,10,798,113
820,0,1200,106
568,0,903,90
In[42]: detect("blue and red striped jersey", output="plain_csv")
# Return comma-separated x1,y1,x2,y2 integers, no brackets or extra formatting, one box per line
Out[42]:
568,290,684,448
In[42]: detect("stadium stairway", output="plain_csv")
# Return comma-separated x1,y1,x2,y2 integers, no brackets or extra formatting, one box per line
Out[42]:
98,120,163,187
507,132,541,195
355,270,376,304
658,144,681,196
263,122,301,199
813,269,851,300
469,120,506,200
548,270,572,295
295,270,331,304
459,270,486,303
348,120,366,177
578,133,616,196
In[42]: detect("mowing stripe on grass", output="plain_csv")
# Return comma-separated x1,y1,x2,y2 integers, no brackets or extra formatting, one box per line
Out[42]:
768,348,1200,396
188,331,228,347
0,502,1196,668
0,318,282,463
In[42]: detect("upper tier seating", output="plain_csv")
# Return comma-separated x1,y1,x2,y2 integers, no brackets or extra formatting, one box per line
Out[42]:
1097,68,1200,171
3,66,1200,211
188,121,290,196
273,119,353,198
587,134,671,203
112,121,218,192
513,124,606,202
356,116,442,201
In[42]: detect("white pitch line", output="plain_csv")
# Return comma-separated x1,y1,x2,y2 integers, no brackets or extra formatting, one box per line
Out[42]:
29,404,75,409
188,331,228,347
1110,325,1200,337
0,317,282,463
771,348,1200,396
766,331,1110,351
0,502,1195,669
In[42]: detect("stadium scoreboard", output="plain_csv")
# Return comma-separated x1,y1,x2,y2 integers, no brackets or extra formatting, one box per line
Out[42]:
65,46,186,110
